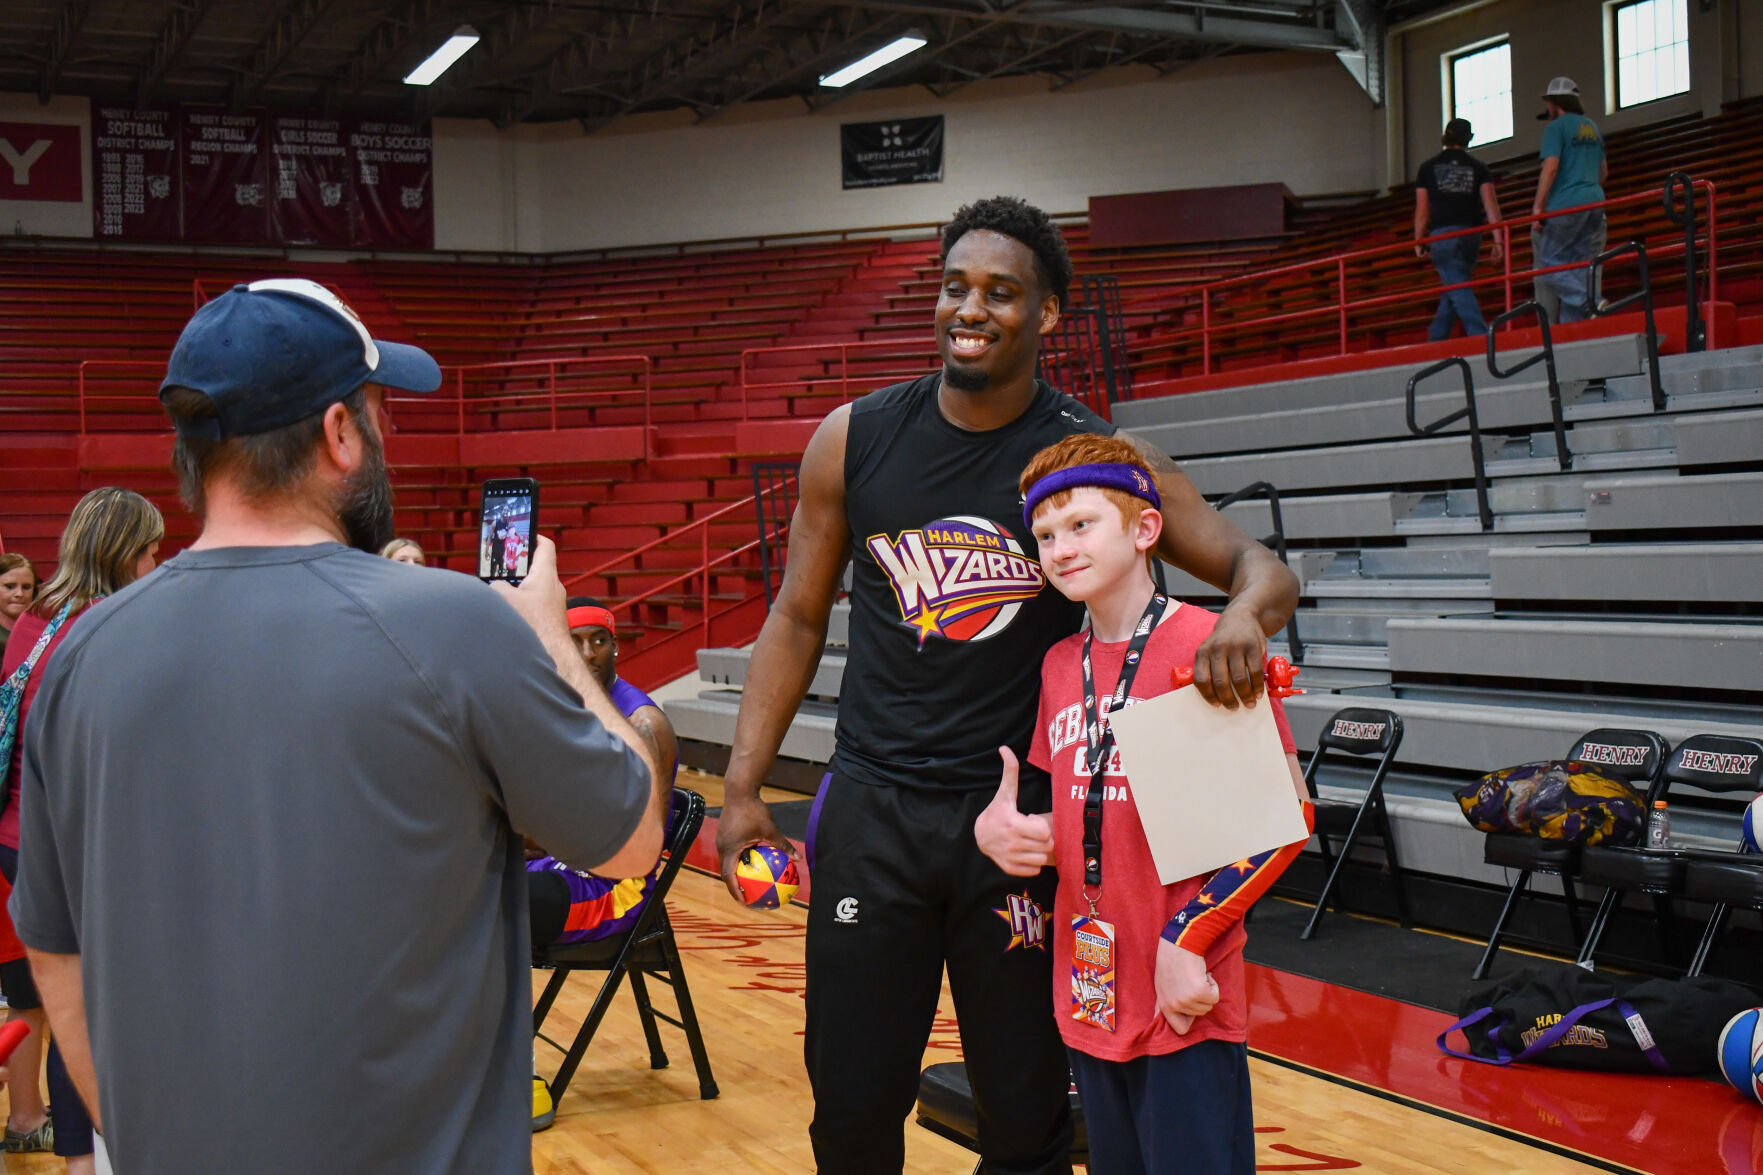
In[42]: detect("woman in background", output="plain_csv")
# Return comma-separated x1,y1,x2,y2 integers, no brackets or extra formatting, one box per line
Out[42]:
0,555,37,661
0,488,163,1174
380,537,426,566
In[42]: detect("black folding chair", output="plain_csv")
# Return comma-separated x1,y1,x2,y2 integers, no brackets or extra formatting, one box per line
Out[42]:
1573,735,1763,976
916,1062,1086,1174
1684,741,1763,973
532,788,719,1106
1299,708,1405,939
1474,728,1668,979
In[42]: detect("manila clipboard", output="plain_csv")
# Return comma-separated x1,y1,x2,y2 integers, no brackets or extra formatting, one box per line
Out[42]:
1105,683,1309,885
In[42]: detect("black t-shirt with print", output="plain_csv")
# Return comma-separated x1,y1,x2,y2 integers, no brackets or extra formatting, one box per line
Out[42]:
1418,148,1494,230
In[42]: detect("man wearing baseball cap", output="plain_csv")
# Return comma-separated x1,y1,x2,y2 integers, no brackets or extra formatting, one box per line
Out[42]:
1414,116,1504,340
9,279,668,1174
1531,76,1609,322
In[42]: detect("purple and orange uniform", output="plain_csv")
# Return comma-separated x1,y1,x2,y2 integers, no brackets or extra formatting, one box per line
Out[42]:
526,677,676,944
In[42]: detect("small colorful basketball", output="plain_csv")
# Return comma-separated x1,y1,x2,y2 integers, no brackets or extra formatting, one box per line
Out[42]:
735,844,800,909
1741,793,1763,854
1715,1007,1763,1105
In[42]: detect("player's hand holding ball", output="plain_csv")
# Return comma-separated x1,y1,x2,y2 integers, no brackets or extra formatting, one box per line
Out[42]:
1155,938,1219,1035
975,747,1055,877
734,844,800,909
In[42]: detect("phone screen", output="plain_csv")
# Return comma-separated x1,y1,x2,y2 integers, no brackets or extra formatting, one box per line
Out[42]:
479,482,537,583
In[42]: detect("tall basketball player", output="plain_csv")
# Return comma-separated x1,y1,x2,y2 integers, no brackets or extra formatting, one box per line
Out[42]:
716,197,1300,1175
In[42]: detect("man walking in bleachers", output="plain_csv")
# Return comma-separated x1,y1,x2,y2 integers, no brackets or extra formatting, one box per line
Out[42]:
1415,117,1503,340
1531,76,1608,323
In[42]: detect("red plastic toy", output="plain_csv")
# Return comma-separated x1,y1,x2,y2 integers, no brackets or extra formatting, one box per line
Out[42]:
1171,656,1303,698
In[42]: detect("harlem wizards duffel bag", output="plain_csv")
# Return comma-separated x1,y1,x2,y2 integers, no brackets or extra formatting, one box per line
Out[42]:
1438,966,1759,1074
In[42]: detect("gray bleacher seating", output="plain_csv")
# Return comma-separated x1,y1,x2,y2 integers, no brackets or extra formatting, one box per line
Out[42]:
666,334,1763,967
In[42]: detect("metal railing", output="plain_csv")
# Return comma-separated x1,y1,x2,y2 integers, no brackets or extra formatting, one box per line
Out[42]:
1405,356,1493,532
1209,480,1304,664
1484,302,1569,471
1589,241,1666,411
559,473,798,677
1134,178,1718,378
76,354,654,455
751,461,799,607
737,338,932,420
1662,170,1704,352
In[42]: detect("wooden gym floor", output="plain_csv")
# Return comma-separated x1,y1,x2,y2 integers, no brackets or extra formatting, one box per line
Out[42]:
1,771,1754,1173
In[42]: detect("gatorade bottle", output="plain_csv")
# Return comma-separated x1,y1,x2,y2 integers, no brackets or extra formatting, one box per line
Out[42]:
1645,800,1671,850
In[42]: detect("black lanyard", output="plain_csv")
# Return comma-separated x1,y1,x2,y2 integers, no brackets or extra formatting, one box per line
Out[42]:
1079,593,1166,907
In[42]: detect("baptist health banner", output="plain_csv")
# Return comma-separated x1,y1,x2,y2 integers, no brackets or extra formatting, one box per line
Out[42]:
841,116,943,189
89,103,431,248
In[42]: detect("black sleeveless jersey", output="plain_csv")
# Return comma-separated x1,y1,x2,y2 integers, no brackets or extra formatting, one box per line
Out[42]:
832,373,1115,790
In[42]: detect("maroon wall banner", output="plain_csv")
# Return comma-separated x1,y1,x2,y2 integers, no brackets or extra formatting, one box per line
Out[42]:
349,118,433,249
270,115,350,246
181,108,267,244
0,122,84,202
93,107,179,240
87,105,431,249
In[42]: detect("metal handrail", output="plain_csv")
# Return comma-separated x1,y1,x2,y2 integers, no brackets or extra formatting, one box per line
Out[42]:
1485,302,1569,471
1405,356,1493,532
738,337,930,419
1662,171,1704,352
1138,177,1718,375
1209,480,1304,664
751,460,799,607
1589,241,1666,412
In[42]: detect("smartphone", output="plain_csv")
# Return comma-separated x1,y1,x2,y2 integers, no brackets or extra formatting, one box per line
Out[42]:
479,478,540,585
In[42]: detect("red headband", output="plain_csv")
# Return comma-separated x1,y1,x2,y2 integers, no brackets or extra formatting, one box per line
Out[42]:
567,606,616,635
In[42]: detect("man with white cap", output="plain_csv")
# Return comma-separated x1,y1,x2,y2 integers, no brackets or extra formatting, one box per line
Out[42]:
1531,76,1608,322
9,279,667,1174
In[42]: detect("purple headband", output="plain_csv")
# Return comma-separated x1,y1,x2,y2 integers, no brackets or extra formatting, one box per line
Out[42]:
1022,462,1162,530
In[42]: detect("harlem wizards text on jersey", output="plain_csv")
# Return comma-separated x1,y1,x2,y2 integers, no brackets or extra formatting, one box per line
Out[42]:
836,373,1113,790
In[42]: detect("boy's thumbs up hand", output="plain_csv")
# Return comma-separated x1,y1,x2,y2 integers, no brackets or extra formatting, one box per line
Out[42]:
975,747,1056,877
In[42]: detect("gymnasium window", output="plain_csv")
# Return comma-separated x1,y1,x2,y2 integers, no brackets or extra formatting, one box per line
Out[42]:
1446,40,1513,146
1613,0,1690,109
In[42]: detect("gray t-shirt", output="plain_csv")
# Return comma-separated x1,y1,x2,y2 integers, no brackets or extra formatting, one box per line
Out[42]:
9,543,648,1174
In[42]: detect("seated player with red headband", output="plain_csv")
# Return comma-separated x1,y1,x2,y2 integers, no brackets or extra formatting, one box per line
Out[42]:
527,598,679,1129
974,433,1315,1175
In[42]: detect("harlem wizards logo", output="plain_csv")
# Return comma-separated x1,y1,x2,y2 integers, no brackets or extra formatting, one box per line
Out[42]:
995,891,1052,952
866,516,1044,646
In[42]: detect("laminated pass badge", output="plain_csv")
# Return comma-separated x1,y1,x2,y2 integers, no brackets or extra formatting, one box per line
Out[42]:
1071,915,1117,1031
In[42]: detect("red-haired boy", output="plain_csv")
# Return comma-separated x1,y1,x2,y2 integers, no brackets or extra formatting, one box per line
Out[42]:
975,433,1314,1175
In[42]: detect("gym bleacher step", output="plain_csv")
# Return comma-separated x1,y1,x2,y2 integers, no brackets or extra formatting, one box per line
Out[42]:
1304,577,1492,599
698,647,845,699
1488,541,1763,602
1385,613,1763,691
667,690,836,766
1284,686,1763,797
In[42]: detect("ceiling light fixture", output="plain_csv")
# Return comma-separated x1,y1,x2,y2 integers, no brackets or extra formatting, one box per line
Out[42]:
818,34,929,88
403,26,481,86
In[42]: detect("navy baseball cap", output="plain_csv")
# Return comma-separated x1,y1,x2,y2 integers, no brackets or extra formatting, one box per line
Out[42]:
160,278,442,439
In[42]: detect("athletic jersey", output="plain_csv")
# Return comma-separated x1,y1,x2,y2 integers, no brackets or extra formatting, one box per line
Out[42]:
834,373,1114,791
528,675,675,945
1030,602,1301,1061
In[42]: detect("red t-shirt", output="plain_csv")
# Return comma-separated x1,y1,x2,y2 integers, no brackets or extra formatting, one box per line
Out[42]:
1030,600,1296,1062
1,607,84,852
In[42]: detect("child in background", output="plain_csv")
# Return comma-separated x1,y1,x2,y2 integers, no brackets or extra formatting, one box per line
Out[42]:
975,433,1314,1175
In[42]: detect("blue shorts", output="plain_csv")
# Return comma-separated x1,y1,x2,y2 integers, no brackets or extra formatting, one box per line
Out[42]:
1068,1039,1254,1175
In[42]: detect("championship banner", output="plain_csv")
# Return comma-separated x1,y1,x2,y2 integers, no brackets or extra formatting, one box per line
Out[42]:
92,107,179,240
350,117,433,250
270,115,350,246
841,116,943,190
0,122,83,202
86,104,432,249
181,107,267,244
